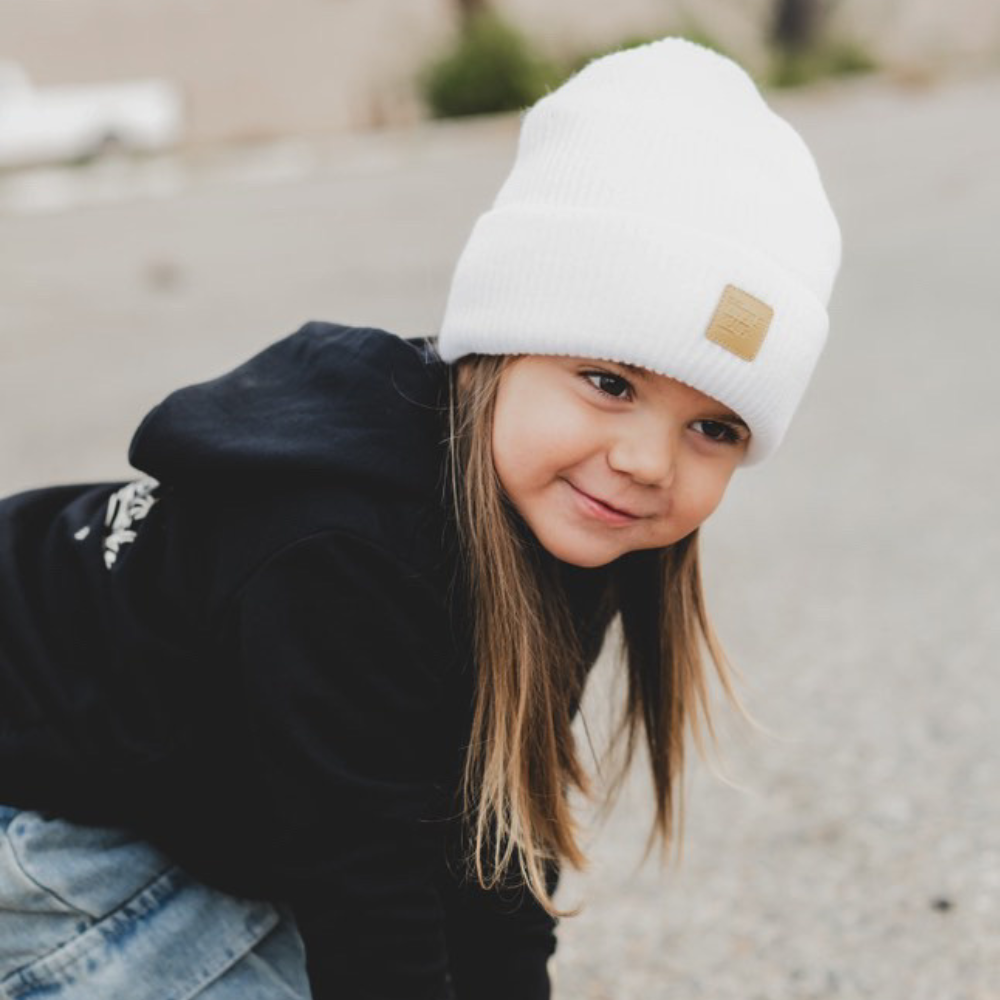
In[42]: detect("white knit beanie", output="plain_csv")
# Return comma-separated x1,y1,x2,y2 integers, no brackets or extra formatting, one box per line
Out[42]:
437,37,842,463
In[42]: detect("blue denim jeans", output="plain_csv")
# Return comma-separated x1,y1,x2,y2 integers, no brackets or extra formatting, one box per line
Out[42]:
0,805,312,999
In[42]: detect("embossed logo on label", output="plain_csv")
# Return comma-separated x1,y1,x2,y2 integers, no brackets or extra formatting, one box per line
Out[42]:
705,285,773,361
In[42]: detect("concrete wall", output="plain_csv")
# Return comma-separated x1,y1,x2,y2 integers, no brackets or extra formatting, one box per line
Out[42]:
497,0,773,68
828,0,1000,72
0,0,455,142
499,0,1000,75
1,0,998,145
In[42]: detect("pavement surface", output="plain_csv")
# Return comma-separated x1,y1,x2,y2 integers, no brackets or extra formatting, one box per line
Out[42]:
2,70,999,998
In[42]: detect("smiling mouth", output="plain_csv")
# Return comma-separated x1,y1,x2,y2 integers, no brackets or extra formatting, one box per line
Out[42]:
565,481,642,524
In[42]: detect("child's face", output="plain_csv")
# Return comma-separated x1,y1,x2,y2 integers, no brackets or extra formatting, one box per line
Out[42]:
492,355,749,568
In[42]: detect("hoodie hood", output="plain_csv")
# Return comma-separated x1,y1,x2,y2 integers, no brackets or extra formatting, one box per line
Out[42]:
128,323,450,502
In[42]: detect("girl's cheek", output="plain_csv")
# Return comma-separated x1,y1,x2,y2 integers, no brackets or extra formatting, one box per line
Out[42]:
699,474,736,523
674,466,728,525
529,411,588,462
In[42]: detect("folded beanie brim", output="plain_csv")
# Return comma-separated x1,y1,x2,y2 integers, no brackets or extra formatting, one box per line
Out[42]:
438,204,830,464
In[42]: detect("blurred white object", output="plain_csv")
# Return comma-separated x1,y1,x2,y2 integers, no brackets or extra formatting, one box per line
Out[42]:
0,61,183,169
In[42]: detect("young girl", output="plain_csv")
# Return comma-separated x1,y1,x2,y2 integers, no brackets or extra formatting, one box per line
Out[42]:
0,38,840,1000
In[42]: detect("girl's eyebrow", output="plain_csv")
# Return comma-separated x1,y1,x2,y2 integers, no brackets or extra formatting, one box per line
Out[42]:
711,412,750,430
613,362,749,429
617,361,653,382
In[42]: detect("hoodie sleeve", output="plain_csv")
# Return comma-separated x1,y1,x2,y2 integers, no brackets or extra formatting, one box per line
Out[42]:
438,851,559,1000
234,529,458,1000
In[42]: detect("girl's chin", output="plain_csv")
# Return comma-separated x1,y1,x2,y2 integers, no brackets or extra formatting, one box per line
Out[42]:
530,526,625,568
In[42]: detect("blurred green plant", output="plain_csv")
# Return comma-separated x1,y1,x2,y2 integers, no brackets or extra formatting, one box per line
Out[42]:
420,6,874,122
421,10,559,118
768,38,877,87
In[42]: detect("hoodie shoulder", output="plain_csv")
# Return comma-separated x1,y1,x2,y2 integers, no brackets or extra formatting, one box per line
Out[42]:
120,322,454,612
128,322,449,499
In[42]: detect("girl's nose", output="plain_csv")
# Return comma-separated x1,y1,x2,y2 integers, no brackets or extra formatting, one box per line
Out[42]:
607,426,676,487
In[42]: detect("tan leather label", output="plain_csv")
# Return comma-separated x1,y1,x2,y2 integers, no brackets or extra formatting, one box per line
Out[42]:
705,285,773,361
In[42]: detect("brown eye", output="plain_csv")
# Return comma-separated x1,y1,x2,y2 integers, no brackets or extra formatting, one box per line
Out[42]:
692,419,744,445
582,371,632,399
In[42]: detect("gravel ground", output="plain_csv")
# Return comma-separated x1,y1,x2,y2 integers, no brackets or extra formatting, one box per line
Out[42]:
2,71,998,998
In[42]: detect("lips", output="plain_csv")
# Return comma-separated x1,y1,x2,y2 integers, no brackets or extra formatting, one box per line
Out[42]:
585,491,637,517
565,480,643,522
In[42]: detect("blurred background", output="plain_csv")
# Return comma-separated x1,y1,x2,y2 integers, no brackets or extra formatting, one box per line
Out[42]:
2,0,999,145
2,1,998,997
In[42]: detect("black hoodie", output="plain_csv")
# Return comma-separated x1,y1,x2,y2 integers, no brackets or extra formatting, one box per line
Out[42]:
0,322,610,1000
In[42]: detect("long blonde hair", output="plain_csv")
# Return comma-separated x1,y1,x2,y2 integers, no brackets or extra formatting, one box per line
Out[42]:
445,352,739,914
